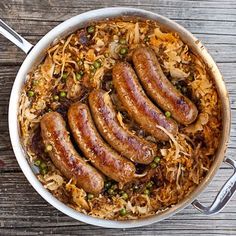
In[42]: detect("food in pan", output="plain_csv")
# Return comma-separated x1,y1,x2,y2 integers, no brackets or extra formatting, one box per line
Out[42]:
19,18,222,219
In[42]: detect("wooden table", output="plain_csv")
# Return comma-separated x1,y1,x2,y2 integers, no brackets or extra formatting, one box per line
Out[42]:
1,0,236,235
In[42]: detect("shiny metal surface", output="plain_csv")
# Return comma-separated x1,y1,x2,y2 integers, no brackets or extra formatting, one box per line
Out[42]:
192,157,236,215
0,19,33,54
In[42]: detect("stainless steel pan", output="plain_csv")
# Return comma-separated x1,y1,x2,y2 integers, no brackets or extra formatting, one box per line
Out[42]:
1,7,235,228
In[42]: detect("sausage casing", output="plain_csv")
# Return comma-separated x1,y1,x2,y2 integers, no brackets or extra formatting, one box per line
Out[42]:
68,102,136,183
89,89,158,164
132,47,198,125
112,62,178,141
40,112,104,194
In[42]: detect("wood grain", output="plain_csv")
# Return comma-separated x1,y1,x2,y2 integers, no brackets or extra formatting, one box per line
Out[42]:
0,0,236,235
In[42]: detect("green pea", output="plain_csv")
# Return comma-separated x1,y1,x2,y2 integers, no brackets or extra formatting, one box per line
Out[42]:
108,188,114,195
165,111,171,118
45,144,52,152
87,25,95,34
76,73,82,81
87,193,94,200
150,162,157,169
33,80,39,86
144,36,150,42
188,75,194,81
40,168,48,175
111,184,117,190
53,95,59,101
105,181,112,189
119,47,128,55
90,65,96,73
27,90,35,97
121,192,129,200
119,38,126,45
59,91,67,98
79,71,84,76
77,59,83,66
181,87,187,94
143,189,150,195
62,73,68,79
34,160,41,166
40,162,47,170
154,156,161,163
146,181,154,189
119,208,127,216
93,60,102,69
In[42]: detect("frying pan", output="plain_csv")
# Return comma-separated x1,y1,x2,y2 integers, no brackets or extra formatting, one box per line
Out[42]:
1,7,236,228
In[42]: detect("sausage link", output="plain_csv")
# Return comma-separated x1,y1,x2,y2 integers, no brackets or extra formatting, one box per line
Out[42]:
112,62,178,141
89,89,158,164
68,102,136,183
132,47,198,125
40,112,104,194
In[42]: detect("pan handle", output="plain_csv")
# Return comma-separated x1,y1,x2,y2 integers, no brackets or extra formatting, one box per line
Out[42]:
0,19,33,54
192,157,236,215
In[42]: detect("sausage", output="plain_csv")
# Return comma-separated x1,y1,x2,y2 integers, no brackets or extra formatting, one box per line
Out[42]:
68,102,136,183
40,112,104,194
88,89,158,164
132,47,198,125
112,62,178,141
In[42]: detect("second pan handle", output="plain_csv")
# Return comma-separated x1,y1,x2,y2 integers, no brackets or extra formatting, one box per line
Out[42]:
192,157,236,215
0,19,33,54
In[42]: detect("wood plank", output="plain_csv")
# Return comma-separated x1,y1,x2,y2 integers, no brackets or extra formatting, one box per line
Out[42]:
1,2,236,22
0,169,236,234
1,35,236,65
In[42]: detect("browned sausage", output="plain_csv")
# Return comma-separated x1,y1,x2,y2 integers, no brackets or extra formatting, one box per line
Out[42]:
68,102,136,183
88,89,158,164
132,47,198,125
112,62,178,141
40,112,104,194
